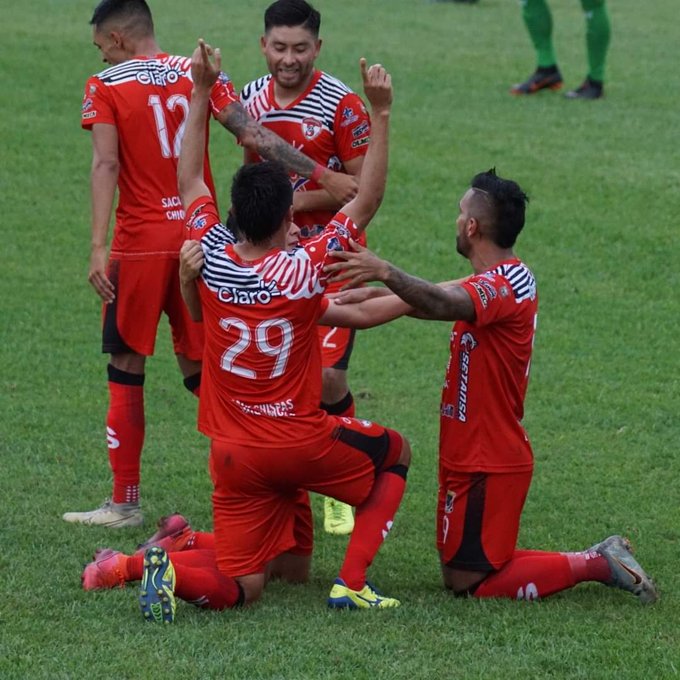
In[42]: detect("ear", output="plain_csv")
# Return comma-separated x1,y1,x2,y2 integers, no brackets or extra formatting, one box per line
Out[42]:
260,35,267,53
314,38,322,57
110,29,124,48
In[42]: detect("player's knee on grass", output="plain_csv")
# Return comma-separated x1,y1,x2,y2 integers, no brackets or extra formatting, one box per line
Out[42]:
441,564,490,596
267,552,311,584
235,573,266,605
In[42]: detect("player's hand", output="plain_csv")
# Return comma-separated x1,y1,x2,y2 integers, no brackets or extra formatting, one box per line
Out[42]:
318,170,358,204
324,239,391,289
326,286,389,304
179,240,204,283
191,39,221,93
360,58,392,112
88,244,115,303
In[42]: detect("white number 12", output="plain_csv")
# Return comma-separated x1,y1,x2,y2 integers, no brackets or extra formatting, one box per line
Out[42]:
148,94,189,159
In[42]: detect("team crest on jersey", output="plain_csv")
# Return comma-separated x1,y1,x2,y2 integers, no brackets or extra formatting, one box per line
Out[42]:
89,84,97,94
500,285,509,298
326,237,343,252
302,116,323,140
445,490,456,514
218,71,231,86
300,224,324,239
340,106,358,127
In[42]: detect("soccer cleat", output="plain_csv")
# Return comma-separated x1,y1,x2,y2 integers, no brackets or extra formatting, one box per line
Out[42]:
510,68,563,95
565,77,604,100
592,535,658,604
82,549,127,590
135,514,193,555
328,578,400,609
324,497,355,535
63,499,143,528
139,547,177,623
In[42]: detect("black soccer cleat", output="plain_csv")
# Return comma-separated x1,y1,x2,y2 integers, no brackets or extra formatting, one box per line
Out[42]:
565,77,604,100
510,67,563,95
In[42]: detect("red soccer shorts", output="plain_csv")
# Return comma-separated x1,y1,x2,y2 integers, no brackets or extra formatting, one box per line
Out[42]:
437,468,533,572
102,257,203,359
209,417,403,577
317,324,355,370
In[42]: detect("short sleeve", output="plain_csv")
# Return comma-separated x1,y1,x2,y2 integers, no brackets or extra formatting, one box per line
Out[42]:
461,272,518,327
332,93,371,164
302,211,361,279
185,195,223,240
81,76,115,129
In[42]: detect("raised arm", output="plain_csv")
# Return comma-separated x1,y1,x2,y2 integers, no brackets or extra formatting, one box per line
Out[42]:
216,104,357,205
339,59,392,232
178,40,217,210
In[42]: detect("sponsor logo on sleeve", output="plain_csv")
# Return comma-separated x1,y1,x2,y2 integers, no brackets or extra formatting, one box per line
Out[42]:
470,281,489,308
444,490,456,514
82,111,97,120
351,121,369,138
82,98,93,112
351,137,369,149
340,106,359,127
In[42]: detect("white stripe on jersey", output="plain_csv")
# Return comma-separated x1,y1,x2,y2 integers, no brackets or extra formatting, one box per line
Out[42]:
95,55,191,87
493,262,537,303
240,72,355,132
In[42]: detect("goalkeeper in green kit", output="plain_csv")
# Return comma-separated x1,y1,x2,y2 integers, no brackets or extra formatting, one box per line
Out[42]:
510,0,610,100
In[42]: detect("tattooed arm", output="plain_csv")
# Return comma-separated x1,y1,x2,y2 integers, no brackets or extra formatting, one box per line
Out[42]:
325,241,475,322
216,101,357,205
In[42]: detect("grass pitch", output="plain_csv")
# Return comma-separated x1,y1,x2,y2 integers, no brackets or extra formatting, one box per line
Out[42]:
1,1,679,678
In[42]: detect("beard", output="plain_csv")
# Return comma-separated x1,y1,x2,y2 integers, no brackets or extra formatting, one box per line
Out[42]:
455,233,469,257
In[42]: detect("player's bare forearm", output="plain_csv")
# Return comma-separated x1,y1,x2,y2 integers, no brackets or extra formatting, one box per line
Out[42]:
341,61,392,230
383,266,475,322
179,41,217,208
294,188,342,212
321,293,411,329
180,279,203,322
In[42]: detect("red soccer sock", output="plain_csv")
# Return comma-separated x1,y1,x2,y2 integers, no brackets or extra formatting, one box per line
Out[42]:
473,551,576,600
321,391,355,418
125,550,241,609
338,466,407,590
107,365,145,505
473,548,612,600
188,531,215,551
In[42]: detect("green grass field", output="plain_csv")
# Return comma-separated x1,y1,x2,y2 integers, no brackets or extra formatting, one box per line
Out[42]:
2,0,679,677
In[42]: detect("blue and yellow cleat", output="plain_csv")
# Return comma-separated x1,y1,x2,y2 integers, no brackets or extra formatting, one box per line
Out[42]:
139,546,177,623
328,578,400,609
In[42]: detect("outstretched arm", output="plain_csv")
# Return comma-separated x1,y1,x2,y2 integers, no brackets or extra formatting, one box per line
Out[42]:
320,292,412,329
325,241,475,322
178,40,217,210
340,59,392,232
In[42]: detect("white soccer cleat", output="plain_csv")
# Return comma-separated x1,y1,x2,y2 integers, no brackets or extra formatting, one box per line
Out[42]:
63,498,143,528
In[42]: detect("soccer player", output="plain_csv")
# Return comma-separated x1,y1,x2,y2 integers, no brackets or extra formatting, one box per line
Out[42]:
510,0,610,99
240,0,375,534
324,170,658,604
98,40,409,620
64,0,358,528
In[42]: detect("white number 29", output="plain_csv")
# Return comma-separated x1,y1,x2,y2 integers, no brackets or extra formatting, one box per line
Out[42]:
148,94,189,159
219,317,293,379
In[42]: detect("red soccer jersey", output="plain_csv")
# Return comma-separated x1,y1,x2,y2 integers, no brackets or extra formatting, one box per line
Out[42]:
81,54,238,257
439,259,538,473
240,70,370,241
185,196,359,445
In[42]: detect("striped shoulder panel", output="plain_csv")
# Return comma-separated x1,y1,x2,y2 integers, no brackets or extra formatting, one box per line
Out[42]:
492,262,537,303
240,75,272,102
95,55,190,87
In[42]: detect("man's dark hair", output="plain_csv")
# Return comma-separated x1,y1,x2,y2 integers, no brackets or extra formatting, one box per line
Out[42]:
231,162,293,246
90,0,154,36
470,168,529,248
264,0,321,37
